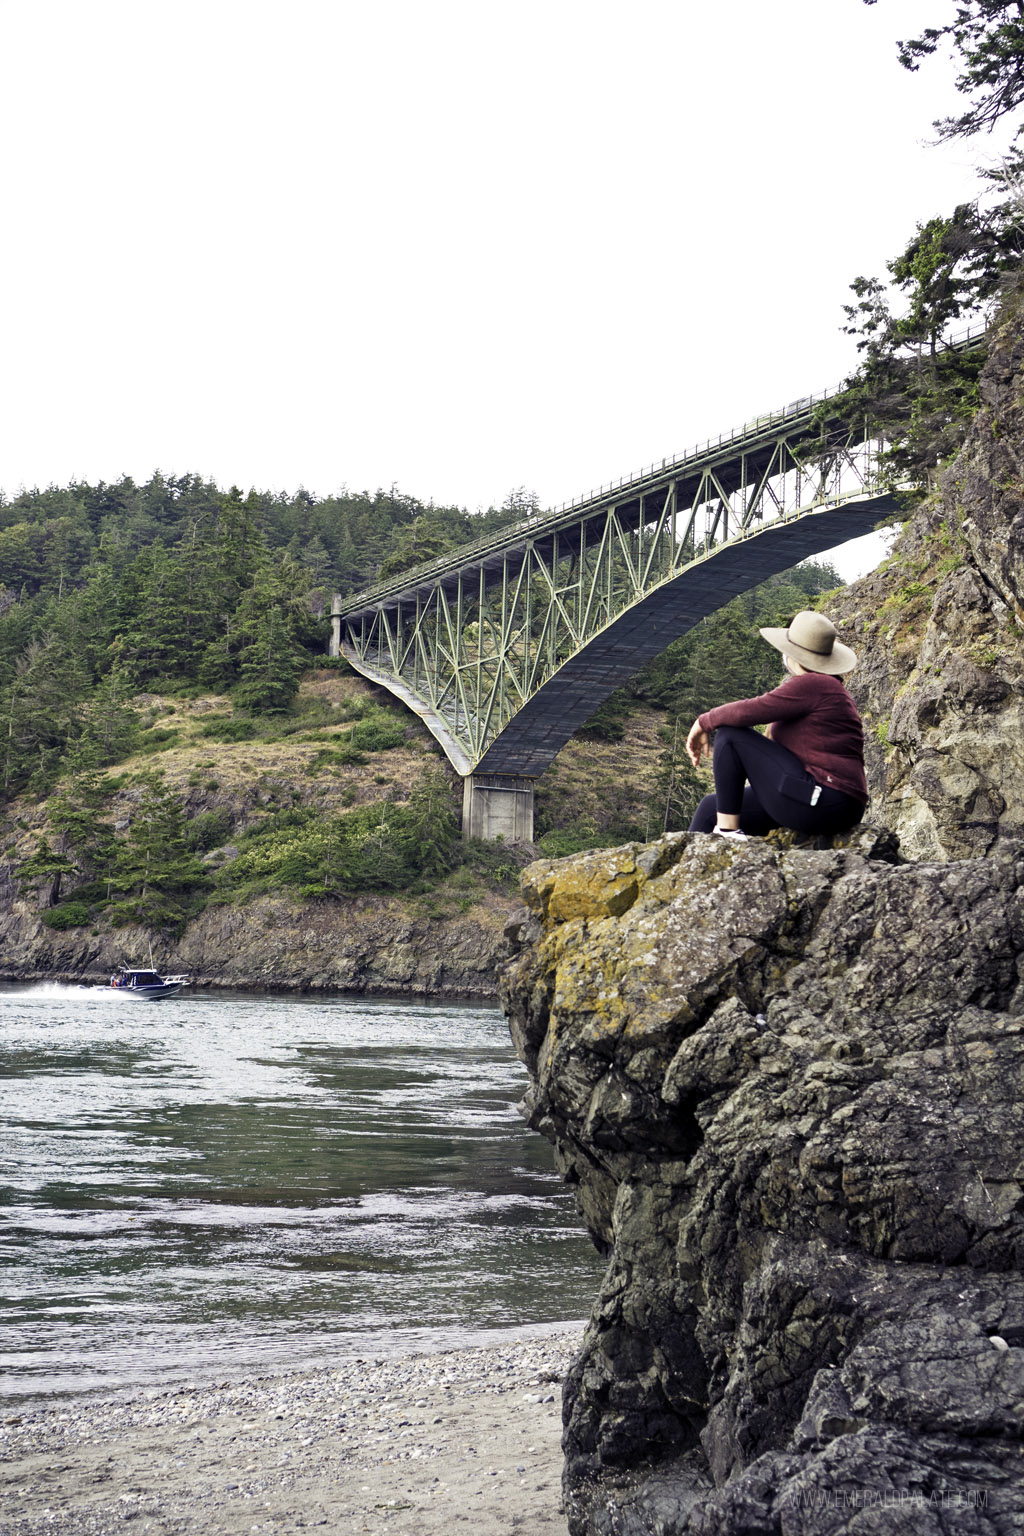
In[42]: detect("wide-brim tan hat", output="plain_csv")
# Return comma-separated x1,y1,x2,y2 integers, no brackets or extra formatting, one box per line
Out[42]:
759,610,857,675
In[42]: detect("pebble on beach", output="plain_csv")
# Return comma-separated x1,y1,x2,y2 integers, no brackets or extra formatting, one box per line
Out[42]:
1,1327,583,1536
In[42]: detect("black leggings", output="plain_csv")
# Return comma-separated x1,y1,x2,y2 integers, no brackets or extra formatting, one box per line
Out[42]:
688,726,865,837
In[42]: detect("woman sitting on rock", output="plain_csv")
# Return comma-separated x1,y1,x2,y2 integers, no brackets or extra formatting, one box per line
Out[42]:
685,610,868,842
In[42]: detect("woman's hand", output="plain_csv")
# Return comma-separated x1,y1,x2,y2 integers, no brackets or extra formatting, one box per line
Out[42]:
685,720,710,769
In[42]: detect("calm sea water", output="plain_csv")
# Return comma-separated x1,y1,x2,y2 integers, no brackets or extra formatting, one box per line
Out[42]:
0,984,602,1408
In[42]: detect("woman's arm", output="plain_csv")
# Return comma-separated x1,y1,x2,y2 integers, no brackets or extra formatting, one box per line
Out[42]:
698,673,820,733
685,720,710,769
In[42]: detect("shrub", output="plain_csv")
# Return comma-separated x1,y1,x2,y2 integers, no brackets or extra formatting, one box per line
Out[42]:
215,776,457,898
138,728,180,753
290,697,335,728
184,809,234,852
348,716,407,752
537,828,616,859
199,717,260,742
42,902,91,929
577,692,631,741
458,838,525,889
307,744,367,770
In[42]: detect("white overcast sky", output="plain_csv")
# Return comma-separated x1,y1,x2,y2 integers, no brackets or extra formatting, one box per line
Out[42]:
0,0,1007,577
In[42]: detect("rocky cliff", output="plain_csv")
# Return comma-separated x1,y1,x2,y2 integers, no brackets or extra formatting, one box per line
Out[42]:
499,306,1024,1533
833,303,1024,862
502,830,1024,1533
0,888,512,997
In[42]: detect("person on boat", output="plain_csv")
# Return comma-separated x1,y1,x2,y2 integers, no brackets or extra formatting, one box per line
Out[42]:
685,609,868,841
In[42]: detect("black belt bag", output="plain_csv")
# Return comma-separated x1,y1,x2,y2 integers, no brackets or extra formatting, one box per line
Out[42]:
779,772,823,806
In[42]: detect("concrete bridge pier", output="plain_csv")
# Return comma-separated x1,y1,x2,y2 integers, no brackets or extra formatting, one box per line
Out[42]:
462,773,535,842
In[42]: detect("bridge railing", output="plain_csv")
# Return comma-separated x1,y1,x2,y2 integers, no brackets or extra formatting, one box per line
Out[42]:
547,319,988,513
337,320,988,617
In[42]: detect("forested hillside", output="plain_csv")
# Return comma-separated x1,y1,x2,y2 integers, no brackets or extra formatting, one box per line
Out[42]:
0,475,526,797
0,464,844,963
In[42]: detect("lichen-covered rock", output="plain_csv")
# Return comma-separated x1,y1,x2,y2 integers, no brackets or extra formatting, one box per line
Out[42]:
500,832,1024,1534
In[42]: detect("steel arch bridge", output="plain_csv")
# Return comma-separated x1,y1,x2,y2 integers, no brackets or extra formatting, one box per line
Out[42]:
333,382,902,838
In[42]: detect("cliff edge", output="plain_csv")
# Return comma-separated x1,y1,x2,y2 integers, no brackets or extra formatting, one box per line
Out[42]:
501,831,1024,1533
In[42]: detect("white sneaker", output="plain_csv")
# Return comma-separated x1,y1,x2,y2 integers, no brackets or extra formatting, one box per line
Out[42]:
713,827,748,841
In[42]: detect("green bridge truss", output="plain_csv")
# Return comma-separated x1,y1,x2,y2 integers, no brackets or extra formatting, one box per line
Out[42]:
332,329,983,833
336,396,891,772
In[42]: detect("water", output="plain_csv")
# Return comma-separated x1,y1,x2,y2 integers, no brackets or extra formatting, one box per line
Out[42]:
0,984,602,1408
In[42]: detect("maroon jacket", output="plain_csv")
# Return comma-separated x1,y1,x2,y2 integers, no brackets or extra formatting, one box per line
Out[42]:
698,672,869,804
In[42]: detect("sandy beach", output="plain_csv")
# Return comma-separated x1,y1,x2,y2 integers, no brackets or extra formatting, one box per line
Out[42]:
1,1328,582,1536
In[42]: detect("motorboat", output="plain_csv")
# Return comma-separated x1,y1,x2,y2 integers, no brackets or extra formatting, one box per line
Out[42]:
110,968,188,1000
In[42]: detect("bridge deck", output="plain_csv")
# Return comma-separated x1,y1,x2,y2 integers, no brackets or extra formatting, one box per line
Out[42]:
337,321,985,623
338,393,835,621
470,496,893,776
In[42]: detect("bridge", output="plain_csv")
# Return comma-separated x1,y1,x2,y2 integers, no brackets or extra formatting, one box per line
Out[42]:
329,369,929,839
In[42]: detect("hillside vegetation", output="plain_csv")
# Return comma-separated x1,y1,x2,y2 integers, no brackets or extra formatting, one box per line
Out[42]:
0,465,843,967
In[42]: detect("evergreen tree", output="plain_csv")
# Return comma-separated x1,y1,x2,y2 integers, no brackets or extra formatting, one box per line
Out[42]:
48,772,121,901
402,769,459,877
117,543,220,684
16,836,76,908
0,634,89,794
231,574,307,712
49,567,122,680
378,517,459,579
76,665,141,767
837,3,1024,487
107,774,209,931
867,0,1024,146
294,532,332,585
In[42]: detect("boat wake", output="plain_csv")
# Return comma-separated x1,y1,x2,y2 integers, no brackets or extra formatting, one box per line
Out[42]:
23,982,116,999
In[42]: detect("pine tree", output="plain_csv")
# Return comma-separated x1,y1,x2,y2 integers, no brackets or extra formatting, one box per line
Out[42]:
107,775,209,931
402,769,459,877
76,665,140,767
231,575,307,713
0,634,89,795
17,836,76,908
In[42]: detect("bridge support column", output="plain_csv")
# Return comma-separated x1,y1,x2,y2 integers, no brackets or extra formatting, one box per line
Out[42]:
462,773,535,842
329,595,342,658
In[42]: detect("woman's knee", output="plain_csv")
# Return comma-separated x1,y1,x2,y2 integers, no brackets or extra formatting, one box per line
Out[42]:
712,726,748,756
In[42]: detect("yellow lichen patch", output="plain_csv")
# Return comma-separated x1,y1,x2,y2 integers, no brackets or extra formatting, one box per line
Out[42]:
522,846,645,923
547,934,629,1035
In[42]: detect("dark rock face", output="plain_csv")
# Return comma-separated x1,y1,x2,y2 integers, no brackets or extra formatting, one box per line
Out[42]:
500,830,1024,1533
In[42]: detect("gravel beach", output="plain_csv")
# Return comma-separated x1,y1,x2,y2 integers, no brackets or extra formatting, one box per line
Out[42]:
1,1327,583,1536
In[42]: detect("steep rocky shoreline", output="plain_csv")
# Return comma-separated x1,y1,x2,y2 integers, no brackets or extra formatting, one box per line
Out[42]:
501,829,1024,1534
0,890,514,998
496,304,1024,1534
